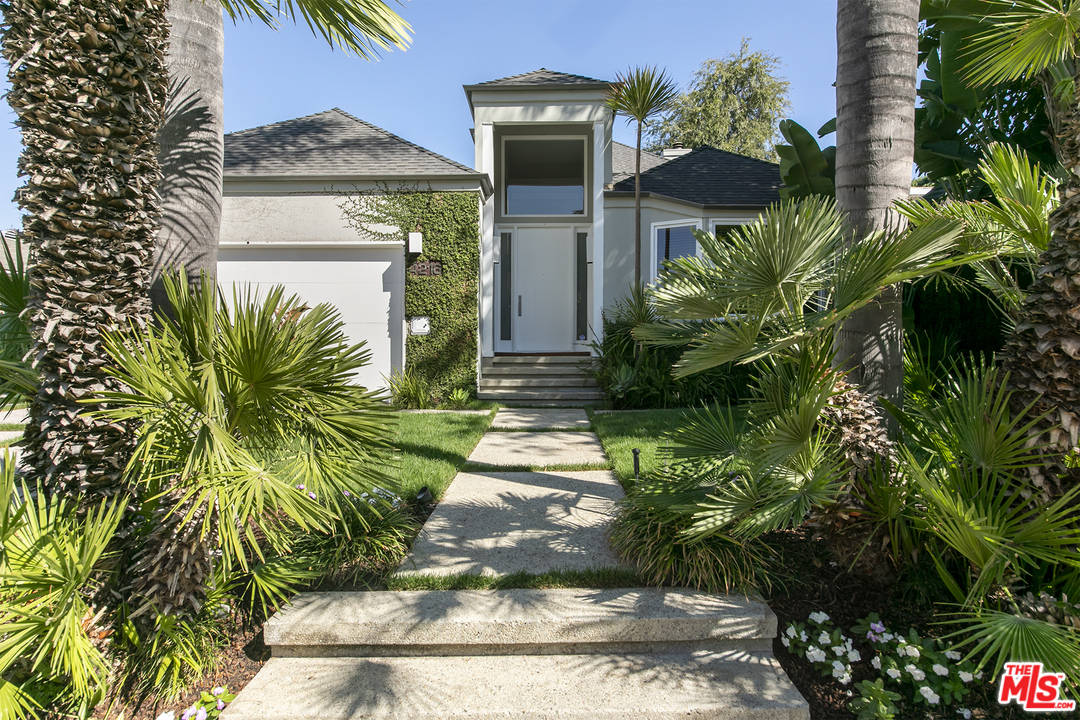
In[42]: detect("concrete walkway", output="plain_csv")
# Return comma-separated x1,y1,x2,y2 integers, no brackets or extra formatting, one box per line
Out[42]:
395,407,625,577
223,406,809,719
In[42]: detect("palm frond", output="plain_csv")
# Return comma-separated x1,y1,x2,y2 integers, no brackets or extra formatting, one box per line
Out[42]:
961,0,1080,86
605,66,678,123
219,0,412,59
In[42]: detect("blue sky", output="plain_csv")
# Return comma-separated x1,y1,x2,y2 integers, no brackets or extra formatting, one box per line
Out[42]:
0,0,838,230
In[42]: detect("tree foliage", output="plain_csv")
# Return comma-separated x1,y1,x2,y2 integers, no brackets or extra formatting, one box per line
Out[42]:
645,40,791,161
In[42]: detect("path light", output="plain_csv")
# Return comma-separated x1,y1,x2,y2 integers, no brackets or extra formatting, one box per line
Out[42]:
416,486,433,505
632,448,640,480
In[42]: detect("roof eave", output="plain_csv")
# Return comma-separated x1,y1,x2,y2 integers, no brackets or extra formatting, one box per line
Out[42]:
463,81,614,117
604,189,776,210
224,173,494,199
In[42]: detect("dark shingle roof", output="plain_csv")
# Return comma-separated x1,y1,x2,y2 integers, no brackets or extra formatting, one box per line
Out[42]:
224,108,477,178
611,146,782,207
611,141,668,184
469,69,610,88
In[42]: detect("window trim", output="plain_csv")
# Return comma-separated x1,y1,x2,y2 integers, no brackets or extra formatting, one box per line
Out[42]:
501,135,589,218
650,219,703,281
709,216,761,241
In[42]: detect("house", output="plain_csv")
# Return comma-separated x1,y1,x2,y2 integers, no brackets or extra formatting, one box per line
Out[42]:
218,69,782,399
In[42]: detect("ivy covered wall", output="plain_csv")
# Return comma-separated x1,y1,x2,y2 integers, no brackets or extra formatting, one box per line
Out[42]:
340,186,480,401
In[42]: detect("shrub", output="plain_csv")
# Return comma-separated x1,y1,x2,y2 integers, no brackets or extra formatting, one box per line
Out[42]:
0,234,33,410
442,387,471,409
385,369,431,409
592,284,751,409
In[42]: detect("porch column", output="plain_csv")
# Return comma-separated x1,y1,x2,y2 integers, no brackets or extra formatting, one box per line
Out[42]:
591,120,606,352
479,121,495,358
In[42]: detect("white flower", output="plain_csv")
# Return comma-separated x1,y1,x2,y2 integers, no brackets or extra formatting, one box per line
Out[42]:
833,660,847,673
809,611,830,624
956,709,972,719
905,645,921,658
832,645,846,656
975,671,983,680
807,646,826,663
881,632,894,642
799,631,808,642
847,649,861,662
819,631,832,645
933,663,949,676
945,650,961,661
786,626,797,638
886,667,902,679
781,636,790,647
920,686,940,704
156,714,176,720
958,671,973,683
871,656,881,670
906,664,926,681
838,672,852,685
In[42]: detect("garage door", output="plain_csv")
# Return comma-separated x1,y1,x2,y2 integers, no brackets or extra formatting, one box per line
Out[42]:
217,242,404,391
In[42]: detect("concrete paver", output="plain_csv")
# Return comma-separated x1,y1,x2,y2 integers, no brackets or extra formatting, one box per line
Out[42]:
0,408,27,425
394,470,626,577
0,431,22,444
491,408,590,430
467,431,607,467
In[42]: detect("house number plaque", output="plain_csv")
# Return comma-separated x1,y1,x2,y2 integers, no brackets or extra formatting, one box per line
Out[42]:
409,261,443,277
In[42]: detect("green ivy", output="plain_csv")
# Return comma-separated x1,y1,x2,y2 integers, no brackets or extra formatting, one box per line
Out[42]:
340,185,479,402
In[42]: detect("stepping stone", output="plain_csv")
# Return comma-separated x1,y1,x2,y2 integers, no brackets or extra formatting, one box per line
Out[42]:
265,588,777,655
491,408,590,430
0,408,27,425
394,470,625,577
467,431,606,467
0,431,22,444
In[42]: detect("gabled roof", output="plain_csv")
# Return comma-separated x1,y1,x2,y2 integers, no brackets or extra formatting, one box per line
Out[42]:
611,141,668,184
469,69,610,88
611,146,782,207
224,108,481,180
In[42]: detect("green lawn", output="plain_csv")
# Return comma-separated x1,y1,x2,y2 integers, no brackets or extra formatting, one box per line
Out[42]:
0,423,23,432
588,409,693,487
390,411,494,502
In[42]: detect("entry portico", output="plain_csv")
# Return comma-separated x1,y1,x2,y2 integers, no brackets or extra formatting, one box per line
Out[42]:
466,70,613,358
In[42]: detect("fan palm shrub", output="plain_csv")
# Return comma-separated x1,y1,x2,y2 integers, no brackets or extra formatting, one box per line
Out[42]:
91,271,398,626
0,452,126,720
0,234,32,412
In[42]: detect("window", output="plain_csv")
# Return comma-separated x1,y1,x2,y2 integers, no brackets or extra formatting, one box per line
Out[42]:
652,221,701,278
711,218,757,243
504,138,586,216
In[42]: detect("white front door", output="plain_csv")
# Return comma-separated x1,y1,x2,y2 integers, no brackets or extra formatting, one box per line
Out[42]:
511,227,574,353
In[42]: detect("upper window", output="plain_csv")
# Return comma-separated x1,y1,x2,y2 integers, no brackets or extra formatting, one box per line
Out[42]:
504,138,586,216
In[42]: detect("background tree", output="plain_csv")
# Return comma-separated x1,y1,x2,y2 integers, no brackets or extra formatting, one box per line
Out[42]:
646,40,791,161
832,0,921,409
605,66,678,285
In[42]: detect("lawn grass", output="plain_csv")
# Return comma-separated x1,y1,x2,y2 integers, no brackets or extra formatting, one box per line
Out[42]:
0,423,24,432
588,408,693,487
386,566,642,591
390,409,494,503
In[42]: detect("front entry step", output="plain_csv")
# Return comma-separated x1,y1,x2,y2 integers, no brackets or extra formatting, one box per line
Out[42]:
221,589,809,719
478,355,604,404
221,651,808,719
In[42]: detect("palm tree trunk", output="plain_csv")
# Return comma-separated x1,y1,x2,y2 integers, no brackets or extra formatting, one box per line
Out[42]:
635,121,643,284
999,66,1080,499
153,0,224,311
833,0,919,410
1,0,168,500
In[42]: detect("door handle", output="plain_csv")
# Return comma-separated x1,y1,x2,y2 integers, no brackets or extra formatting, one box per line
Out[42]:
518,295,522,317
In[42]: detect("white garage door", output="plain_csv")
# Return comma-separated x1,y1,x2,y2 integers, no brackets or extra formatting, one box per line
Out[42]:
217,242,404,391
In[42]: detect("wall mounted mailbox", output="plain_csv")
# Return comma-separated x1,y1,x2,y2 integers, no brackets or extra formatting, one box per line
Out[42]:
408,231,423,254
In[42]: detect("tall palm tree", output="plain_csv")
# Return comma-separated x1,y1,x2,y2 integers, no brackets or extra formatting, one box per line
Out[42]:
605,66,678,284
832,0,921,409
936,0,1080,497
0,0,410,502
154,0,412,305
1,0,170,500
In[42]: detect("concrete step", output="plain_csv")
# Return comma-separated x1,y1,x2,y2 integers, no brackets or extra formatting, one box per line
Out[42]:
481,365,593,376
264,589,776,658
484,355,594,366
479,377,599,389
477,389,605,402
221,651,810,719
